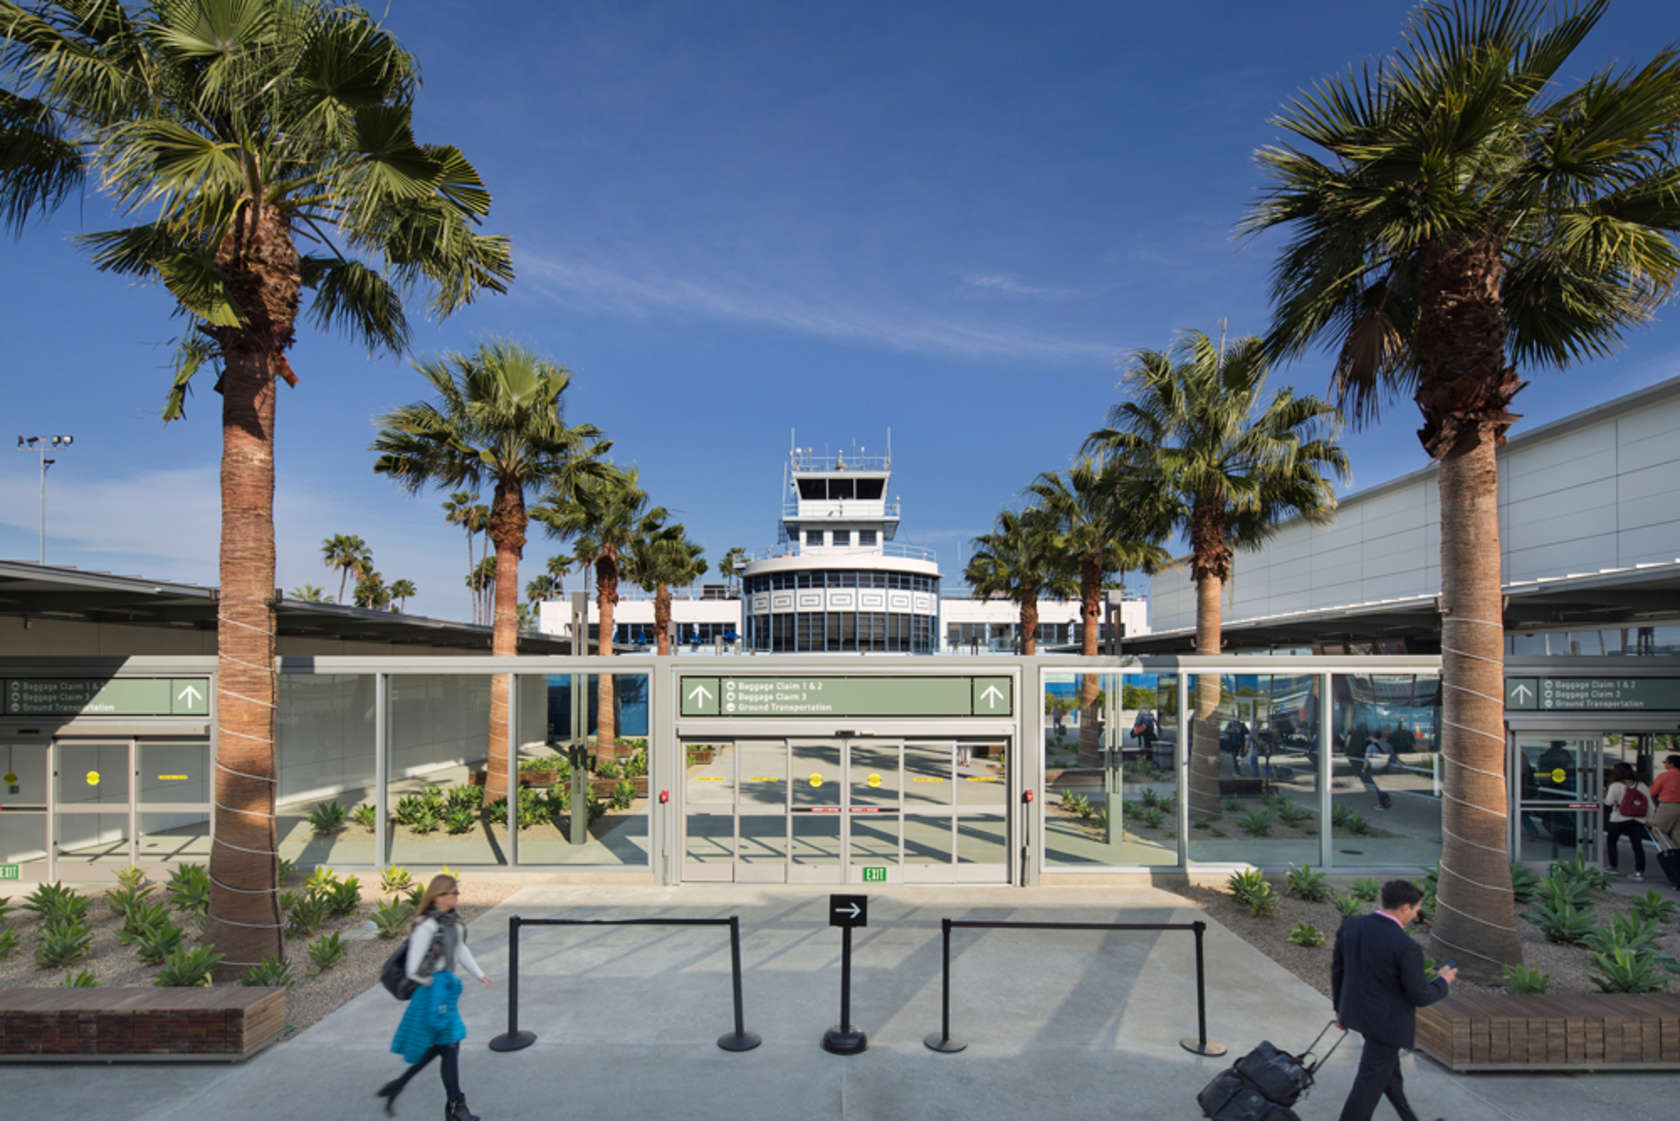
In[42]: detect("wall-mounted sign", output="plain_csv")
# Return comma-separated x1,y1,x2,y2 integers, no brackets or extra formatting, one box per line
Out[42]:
680,676,1013,718
1,678,210,717
1528,678,1680,712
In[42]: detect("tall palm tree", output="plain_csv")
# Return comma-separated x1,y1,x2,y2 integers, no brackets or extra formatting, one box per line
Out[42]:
386,578,415,612
524,572,560,606
629,523,708,655
535,464,666,754
1028,458,1171,765
1244,0,1680,976
374,342,608,800
321,534,371,604
352,568,388,609
0,0,512,973
442,491,479,619
1085,328,1347,820
718,546,749,594
468,555,497,624
963,505,1074,656
288,583,328,602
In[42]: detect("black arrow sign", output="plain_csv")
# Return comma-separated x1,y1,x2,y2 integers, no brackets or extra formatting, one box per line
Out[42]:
829,893,867,929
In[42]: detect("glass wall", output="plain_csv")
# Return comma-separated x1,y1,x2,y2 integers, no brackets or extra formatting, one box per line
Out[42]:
137,740,212,871
279,674,378,867
53,740,129,871
385,674,498,867
1328,673,1442,867
1186,673,1320,867
1044,672,1180,868
0,740,48,872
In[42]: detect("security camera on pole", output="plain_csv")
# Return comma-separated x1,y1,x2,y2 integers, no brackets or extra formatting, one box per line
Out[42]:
15,434,74,564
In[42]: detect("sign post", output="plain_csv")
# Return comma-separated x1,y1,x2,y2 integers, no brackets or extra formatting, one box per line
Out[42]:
822,893,869,1055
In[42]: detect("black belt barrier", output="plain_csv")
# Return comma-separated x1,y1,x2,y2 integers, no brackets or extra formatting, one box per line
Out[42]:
488,914,761,1053
923,918,1226,1057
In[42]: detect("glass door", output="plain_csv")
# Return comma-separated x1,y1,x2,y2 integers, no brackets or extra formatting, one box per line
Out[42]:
54,739,132,874
682,740,736,881
847,740,902,884
1513,733,1599,866
137,739,212,872
737,740,789,883
790,740,843,883
0,741,49,880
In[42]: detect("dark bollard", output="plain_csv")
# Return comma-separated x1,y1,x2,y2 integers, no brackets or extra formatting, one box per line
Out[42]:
718,915,761,1052
489,915,537,1052
924,917,966,1053
1178,920,1227,1057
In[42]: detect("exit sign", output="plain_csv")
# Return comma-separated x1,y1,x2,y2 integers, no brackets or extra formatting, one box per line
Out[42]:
862,866,886,883
0,864,18,880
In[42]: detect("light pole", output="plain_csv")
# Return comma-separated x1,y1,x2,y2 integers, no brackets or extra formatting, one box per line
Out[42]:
15,434,74,564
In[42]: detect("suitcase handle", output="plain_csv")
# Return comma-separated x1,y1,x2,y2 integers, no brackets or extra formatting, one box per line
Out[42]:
1301,1019,1348,1073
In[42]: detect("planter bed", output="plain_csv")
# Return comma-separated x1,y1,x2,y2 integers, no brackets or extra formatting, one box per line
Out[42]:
0,986,285,1062
1416,991,1680,1071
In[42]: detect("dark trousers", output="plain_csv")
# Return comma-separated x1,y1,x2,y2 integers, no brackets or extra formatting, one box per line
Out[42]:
1338,1036,1418,1121
1605,819,1647,874
390,1042,462,1102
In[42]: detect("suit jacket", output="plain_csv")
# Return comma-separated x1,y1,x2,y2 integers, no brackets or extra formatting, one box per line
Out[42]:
1331,912,1448,1049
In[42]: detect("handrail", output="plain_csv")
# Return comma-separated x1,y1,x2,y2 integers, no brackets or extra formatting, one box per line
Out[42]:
923,917,1226,1057
488,913,760,1053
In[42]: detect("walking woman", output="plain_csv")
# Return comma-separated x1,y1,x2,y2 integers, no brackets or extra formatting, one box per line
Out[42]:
378,874,492,1120
1603,762,1652,882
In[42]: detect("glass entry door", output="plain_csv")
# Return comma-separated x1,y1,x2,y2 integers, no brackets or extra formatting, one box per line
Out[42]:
679,737,1010,884
54,739,132,873
0,741,49,879
1513,733,1599,866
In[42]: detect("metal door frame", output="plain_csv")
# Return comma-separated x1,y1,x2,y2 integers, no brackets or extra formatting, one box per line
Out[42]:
1507,727,1602,865
0,737,52,881
50,737,135,877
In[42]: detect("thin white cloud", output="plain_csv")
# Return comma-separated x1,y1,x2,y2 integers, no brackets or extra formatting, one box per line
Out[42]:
518,251,1116,364
960,273,1078,299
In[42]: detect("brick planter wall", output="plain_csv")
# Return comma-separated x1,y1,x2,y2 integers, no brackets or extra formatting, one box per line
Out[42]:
0,987,285,1061
1417,992,1680,1071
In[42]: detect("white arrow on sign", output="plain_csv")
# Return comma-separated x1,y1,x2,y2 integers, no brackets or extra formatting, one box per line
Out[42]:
177,684,203,706
979,684,1005,710
833,901,861,920
687,683,713,706
1510,682,1533,704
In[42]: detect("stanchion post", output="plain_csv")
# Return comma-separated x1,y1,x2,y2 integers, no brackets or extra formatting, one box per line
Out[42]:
489,915,537,1052
717,914,761,1052
1178,919,1226,1057
924,916,966,1053
822,924,867,1054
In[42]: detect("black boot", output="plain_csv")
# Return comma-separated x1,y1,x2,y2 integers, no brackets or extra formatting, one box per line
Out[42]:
445,1098,479,1121
375,1079,403,1116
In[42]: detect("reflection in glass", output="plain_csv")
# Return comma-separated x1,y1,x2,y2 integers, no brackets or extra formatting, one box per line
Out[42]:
1330,673,1442,867
849,815,898,865
956,816,1007,865
903,741,952,806
904,814,954,868
1188,673,1319,867
792,814,841,869
740,814,787,866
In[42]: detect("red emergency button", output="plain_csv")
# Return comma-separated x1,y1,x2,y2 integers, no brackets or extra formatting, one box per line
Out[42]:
1023,788,1034,803
658,789,670,804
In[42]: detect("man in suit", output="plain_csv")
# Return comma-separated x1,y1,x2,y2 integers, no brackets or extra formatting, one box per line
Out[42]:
1332,880,1456,1121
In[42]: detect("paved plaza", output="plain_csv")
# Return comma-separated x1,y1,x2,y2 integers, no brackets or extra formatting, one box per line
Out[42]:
5,883,1676,1120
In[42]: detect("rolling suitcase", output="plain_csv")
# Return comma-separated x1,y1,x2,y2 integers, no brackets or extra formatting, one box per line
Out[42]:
1650,820,1680,891
1197,1020,1346,1121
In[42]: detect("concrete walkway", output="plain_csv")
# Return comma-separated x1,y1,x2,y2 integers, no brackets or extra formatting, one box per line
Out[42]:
8,884,1677,1120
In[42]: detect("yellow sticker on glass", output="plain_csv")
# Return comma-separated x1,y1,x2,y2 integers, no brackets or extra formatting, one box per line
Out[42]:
867,773,882,788
1550,768,1567,784
85,770,101,787
808,773,824,788
1,772,16,786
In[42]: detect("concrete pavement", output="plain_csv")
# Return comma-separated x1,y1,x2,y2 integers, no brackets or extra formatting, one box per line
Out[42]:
6,883,1677,1120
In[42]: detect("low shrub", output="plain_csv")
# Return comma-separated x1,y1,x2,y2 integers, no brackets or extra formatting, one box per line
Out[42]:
306,802,348,835
1589,947,1668,994
1222,796,1241,812
242,955,296,988
372,900,412,939
1275,802,1312,828
322,876,361,918
0,927,18,960
623,750,648,779
308,932,346,972
380,866,414,896
135,921,186,965
1550,853,1610,894
1509,862,1541,905
304,866,340,894
1225,869,1278,917
1503,965,1550,995
59,969,99,988
594,757,622,781
446,785,483,815
350,803,378,830
609,780,636,811
118,899,173,946
36,919,94,968
285,893,330,939
166,864,211,916
408,806,441,834
105,880,156,921
1347,878,1380,903
1333,893,1364,918
1287,922,1325,948
1237,811,1273,838
1191,817,1211,831
1630,890,1676,925
1285,865,1331,903
444,806,477,835
23,882,89,925
1521,898,1594,945
115,865,146,891
154,945,221,987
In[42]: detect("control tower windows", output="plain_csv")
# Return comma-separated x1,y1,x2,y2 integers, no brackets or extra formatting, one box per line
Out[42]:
856,479,884,500
805,529,823,546
833,530,851,547
859,529,877,546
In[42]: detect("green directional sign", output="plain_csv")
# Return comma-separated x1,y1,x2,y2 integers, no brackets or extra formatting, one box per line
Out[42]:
2,678,210,717
1505,678,1538,710
0,865,18,880
1536,677,1680,712
679,675,1015,718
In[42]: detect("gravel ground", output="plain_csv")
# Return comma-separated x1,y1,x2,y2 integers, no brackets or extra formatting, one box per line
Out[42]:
1176,874,1680,999
0,877,518,1040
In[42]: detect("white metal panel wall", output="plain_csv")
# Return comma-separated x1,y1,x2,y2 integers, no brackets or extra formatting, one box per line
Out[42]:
1150,388,1680,633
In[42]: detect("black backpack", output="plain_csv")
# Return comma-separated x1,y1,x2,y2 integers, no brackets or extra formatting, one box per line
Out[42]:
380,926,443,1001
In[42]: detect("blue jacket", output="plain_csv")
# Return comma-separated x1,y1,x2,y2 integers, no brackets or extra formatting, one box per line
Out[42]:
1331,912,1448,1049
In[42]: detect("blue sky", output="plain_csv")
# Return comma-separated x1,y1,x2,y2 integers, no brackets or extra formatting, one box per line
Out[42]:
4,0,1678,620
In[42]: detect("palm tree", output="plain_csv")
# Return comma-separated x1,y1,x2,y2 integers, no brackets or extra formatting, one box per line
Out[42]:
525,572,560,605
0,0,513,974
718,546,750,594
352,568,388,609
535,464,666,754
442,491,480,619
1028,459,1171,765
321,534,371,604
963,505,1074,656
468,555,497,625
375,342,607,800
1085,328,1347,820
1244,0,1680,976
629,523,708,655
288,583,328,602
386,578,416,612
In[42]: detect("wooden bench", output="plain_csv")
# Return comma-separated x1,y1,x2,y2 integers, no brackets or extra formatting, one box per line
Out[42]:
0,986,285,1062
1416,992,1680,1071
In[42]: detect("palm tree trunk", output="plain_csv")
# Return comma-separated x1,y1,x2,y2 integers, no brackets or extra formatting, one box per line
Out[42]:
1187,572,1225,819
484,479,525,806
596,552,618,756
204,200,296,979
1078,556,1102,767
1018,593,1039,655
336,564,348,604
655,584,672,656
464,530,475,624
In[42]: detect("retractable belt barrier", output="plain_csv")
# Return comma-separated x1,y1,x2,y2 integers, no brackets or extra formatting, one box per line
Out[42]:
488,914,761,1054
923,918,1226,1057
